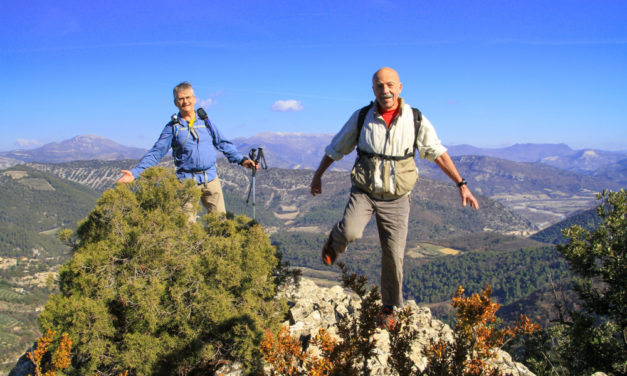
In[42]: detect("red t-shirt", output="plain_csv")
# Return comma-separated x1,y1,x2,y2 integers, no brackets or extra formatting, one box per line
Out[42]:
379,106,400,128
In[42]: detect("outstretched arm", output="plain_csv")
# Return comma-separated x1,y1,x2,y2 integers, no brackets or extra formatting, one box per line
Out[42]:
434,152,479,209
310,155,334,196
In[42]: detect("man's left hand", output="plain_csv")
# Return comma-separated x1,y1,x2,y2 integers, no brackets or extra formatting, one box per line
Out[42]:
241,159,258,170
460,185,479,209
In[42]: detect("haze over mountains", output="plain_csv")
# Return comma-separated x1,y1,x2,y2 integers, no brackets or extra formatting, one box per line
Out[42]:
2,133,625,229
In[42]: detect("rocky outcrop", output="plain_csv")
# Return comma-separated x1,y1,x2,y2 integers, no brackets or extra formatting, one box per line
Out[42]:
8,344,36,376
266,277,534,376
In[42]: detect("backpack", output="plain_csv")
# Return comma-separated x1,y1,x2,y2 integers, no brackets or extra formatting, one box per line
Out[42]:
355,101,422,160
169,108,215,152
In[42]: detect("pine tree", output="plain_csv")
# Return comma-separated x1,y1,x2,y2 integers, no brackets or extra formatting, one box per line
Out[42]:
39,167,287,375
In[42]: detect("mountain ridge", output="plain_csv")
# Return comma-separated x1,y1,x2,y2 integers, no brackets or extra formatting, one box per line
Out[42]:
3,133,626,175
5,133,625,228
0,135,146,163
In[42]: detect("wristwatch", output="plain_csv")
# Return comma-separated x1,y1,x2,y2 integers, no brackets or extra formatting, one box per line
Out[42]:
457,178,467,188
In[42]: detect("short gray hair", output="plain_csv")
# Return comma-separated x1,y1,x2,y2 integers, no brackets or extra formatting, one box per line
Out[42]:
173,82,193,98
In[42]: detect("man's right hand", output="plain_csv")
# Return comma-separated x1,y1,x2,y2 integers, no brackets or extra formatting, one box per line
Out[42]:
310,155,334,196
117,170,135,183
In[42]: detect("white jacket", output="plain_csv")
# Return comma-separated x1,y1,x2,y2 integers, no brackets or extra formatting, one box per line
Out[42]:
325,98,447,196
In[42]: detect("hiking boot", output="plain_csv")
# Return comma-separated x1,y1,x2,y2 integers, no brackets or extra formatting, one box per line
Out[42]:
321,234,338,266
377,306,397,331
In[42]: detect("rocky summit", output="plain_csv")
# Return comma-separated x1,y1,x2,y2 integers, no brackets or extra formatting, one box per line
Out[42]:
218,277,534,376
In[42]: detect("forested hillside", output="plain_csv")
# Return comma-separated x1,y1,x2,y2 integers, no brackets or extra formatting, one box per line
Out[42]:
0,166,99,258
0,166,100,373
403,246,570,308
530,207,601,244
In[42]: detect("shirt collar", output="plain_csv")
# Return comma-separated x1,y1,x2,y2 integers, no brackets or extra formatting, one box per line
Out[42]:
177,113,197,126
374,97,405,115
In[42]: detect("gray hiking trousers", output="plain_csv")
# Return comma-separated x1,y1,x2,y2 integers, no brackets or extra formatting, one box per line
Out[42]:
330,187,410,307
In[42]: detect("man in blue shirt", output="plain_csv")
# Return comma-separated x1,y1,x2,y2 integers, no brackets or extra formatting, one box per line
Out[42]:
118,82,256,216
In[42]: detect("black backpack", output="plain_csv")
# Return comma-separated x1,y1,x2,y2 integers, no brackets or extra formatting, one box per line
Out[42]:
356,102,422,160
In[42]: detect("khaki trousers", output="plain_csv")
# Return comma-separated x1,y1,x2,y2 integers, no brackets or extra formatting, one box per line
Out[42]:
184,177,226,223
330,187,410,307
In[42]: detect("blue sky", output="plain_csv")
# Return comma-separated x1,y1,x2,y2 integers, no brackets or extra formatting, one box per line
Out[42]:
1,0,626,152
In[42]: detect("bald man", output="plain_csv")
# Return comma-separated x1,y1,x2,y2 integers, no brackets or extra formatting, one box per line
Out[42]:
310,67,479,329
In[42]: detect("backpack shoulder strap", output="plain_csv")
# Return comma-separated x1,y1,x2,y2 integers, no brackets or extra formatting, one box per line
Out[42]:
356,101,374,136
356,103,422,156
169,114,183,151
411,107,422,150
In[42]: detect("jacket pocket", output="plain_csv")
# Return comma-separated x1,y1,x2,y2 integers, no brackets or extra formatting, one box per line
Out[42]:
351,156,375,193
393,157,418,196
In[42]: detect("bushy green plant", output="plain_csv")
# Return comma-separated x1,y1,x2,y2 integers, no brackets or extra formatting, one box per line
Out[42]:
519,189,627,375
38,167,287,375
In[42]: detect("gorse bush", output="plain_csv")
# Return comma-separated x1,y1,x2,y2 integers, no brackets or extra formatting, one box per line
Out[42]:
38,167,287,375
412,286,539,376
27,329,72,376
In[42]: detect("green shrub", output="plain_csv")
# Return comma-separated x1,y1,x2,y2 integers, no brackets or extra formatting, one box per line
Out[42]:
38,167,287,375
519,189,627,375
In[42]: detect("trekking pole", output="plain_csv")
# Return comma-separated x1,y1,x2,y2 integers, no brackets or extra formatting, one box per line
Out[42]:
245,147,267,219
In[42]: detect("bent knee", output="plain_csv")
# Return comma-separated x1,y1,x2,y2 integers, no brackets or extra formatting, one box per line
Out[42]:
343,227,364,243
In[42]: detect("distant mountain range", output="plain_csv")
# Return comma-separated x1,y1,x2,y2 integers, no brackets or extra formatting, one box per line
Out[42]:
0,135,146,164
3,133,624,229
233,135,627,175
3,133,626,176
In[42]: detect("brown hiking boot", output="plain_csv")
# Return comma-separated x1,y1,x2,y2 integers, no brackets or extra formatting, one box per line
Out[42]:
321,234,338,266
377,306,397,331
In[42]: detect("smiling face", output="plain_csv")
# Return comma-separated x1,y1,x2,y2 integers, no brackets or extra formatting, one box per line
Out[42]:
173,87,197,118
372,67,402,111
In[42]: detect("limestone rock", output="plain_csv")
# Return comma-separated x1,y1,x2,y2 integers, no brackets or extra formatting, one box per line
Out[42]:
274,277,535,376
8,343,36,376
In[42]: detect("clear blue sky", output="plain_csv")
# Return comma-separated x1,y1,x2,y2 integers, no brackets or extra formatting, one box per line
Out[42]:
1,0,626,151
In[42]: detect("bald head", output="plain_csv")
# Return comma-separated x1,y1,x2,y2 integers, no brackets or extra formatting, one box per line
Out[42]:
372,67,402,111
372,67,400,83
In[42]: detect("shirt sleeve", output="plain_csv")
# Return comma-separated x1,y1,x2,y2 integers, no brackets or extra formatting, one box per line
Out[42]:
324,109,361,161
130,124,173,178
415,115,448,161
207,118,245,164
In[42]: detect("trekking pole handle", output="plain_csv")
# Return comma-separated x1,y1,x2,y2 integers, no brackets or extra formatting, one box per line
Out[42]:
256,147,268,170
